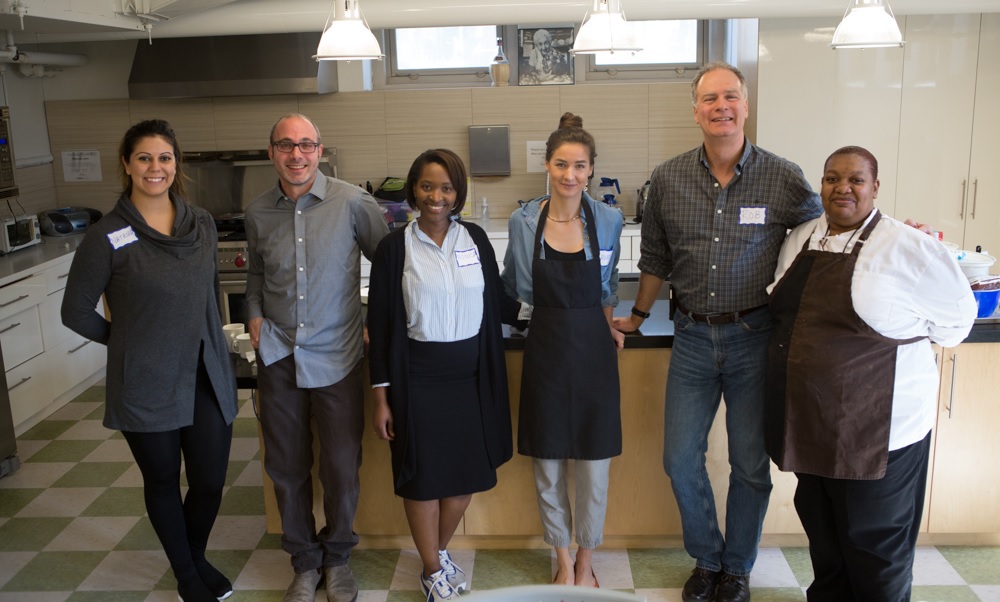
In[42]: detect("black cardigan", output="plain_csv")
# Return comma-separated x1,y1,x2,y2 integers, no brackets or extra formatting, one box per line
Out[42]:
367,220,520,490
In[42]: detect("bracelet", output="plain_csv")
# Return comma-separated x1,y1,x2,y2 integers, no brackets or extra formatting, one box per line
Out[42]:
631,306,650,319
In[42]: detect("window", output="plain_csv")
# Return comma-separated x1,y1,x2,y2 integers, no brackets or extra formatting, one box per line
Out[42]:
587,20,706,81
386,25,502,85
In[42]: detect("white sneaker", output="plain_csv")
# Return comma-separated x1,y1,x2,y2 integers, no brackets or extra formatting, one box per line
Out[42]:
421,568,460,601
438,549,467,593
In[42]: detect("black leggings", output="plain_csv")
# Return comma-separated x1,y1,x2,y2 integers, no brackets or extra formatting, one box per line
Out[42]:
123,363,233,580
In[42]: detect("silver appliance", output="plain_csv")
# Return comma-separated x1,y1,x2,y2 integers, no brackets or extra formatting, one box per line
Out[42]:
217,240,249,325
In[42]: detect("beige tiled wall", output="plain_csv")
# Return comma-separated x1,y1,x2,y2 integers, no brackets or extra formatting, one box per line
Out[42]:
45,83,701,218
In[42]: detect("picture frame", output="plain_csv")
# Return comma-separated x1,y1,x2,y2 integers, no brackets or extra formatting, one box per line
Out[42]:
517,26,575,86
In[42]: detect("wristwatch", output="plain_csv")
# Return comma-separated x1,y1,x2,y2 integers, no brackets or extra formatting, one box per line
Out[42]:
631,306,650,319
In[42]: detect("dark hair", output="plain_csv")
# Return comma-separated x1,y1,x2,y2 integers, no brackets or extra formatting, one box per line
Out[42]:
405,149,469,216
119,119,187,199
269,113,322,145
825,145,879,180
545,112,596,165
690,61,748,106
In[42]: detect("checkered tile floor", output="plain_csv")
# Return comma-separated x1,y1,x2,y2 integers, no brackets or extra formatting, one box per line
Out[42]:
2,387,1000,601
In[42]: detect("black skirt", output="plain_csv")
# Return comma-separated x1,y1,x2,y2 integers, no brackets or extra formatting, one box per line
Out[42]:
395,335,497,501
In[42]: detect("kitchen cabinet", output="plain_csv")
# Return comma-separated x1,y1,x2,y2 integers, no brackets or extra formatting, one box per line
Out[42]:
927,343,1000,533
895,14,1000,258
2,254,107,433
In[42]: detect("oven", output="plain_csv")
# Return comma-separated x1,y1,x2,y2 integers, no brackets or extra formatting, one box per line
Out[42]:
217,240,249,325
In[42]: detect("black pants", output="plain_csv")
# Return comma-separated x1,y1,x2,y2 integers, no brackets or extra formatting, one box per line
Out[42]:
123,362,233,580
794,432,931,602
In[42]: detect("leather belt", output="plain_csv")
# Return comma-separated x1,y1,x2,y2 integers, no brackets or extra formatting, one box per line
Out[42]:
676,303,766,326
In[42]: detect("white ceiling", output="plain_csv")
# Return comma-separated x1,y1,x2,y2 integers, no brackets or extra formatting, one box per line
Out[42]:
1,0,997,44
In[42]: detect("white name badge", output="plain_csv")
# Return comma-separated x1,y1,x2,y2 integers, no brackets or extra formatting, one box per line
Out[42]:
739,207,767,225
107,226,139,249
455,247,481,267
599,249,613,267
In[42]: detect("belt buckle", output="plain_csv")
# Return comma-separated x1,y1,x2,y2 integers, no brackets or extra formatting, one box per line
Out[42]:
704,313,719,326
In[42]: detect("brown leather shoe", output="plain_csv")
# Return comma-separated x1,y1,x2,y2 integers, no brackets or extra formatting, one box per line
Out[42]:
715,572,751,602
682,567,720,602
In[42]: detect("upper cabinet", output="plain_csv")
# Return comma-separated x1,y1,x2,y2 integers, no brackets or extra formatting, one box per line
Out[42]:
895,14,1000,259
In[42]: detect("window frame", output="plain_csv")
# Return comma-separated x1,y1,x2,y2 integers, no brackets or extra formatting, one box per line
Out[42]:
383,24,506,87
583,19,712,83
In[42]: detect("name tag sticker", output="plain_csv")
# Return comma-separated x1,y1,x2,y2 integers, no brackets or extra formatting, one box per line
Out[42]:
107,226,138,249
455,247,481,267
599,249,613,267
739,207,766,225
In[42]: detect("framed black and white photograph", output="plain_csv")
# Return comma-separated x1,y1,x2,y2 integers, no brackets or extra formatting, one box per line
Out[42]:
517,27,575,86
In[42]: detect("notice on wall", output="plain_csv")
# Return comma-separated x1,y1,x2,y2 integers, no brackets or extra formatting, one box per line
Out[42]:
62,150,102,182
527,141,546,173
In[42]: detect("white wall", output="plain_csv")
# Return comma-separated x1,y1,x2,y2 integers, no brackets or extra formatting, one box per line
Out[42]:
757,16,905,216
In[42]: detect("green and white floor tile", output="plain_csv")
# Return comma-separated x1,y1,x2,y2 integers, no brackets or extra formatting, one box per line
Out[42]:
2,387,999,601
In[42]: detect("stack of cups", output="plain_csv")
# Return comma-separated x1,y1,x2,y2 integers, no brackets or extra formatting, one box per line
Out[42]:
223,323,245,354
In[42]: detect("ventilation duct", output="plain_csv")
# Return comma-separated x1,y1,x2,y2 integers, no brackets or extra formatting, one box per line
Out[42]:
128,32,338,99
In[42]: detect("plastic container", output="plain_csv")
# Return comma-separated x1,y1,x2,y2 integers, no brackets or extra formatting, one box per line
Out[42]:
956,251,996,279
973,289,1000,319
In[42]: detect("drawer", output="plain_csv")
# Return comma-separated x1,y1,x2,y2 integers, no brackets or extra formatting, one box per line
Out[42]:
619,235,632,260
46,332,107,401
0,273,46,321
42,259,73,294
0,304,43,370
7,349,53,428
631,236,642,263
39,289,74,350
490,238,509,262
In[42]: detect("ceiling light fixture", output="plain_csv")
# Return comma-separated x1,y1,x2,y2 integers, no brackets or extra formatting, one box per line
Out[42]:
571,0,642,56
314,0,384,61
830,0,904,49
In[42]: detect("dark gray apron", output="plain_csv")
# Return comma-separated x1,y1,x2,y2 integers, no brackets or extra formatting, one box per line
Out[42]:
766,211,923,479
517,199,621,459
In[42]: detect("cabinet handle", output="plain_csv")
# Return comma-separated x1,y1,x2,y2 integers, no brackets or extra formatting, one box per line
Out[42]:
959,179,967,218
68,340,91,353
947,353,958,419
970,179,978,219
0,322,20,335
8,376,31,392
0,294,28,308
58,273,69,280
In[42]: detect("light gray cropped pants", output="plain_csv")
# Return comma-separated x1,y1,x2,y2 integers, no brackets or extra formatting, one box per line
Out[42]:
532,458,612,549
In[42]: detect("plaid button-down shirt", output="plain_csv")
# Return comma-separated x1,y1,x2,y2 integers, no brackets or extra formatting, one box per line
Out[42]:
637,141,821,314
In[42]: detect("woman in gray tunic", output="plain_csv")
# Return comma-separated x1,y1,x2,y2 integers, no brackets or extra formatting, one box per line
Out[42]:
62,120,238,602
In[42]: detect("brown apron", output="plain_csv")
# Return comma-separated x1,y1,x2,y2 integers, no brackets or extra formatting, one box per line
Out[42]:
765,211,923,480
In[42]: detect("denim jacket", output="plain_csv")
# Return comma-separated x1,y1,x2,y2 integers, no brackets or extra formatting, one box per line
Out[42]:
501,192,623,308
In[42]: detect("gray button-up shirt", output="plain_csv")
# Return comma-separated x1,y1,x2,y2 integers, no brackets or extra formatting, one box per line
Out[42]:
245,173,389,388
637,141,821,314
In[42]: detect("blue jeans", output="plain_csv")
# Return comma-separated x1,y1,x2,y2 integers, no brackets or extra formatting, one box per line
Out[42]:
663,307,774,576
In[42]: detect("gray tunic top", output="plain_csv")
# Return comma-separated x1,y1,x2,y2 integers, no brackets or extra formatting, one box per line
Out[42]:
61,193,238,432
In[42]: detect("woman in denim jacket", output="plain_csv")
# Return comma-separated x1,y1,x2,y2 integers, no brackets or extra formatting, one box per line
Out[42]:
501,112,624,587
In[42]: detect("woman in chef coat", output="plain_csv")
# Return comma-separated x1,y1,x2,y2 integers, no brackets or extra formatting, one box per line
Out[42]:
765,146,976,601
501,113,624,587
62,119,237,602
368,149,520,601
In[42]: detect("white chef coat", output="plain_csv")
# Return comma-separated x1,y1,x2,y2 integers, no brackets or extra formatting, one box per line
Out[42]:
769,210,977,451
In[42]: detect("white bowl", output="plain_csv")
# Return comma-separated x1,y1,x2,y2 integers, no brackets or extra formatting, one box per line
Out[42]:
957,251,996,279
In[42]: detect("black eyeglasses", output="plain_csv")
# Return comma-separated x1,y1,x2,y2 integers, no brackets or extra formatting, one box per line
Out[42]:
271,140,320,153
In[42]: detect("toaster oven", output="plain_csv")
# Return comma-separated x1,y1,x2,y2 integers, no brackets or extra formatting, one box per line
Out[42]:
0,214,41,255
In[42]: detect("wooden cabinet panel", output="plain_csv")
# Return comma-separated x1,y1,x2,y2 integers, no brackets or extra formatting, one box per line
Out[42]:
928,343,1000,532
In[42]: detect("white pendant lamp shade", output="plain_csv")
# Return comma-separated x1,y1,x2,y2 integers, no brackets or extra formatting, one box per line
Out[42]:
571,0,642,55
314,0,384,61
831,0,904,49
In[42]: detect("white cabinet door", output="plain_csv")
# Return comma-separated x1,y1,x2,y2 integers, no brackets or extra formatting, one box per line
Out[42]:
962,13,1000,258
894,14,981,246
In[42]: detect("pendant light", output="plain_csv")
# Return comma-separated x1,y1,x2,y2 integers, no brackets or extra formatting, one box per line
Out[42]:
830,0,904,49
571,0,642,56
314,0,384,61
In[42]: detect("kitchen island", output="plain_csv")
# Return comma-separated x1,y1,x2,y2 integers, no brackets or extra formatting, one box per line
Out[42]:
246,302,1000,548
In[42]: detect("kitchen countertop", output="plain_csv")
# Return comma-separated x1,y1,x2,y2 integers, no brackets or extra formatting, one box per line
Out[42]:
0,235,86,286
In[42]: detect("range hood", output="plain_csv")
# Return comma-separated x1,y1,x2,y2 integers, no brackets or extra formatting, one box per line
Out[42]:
128,32,338,99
